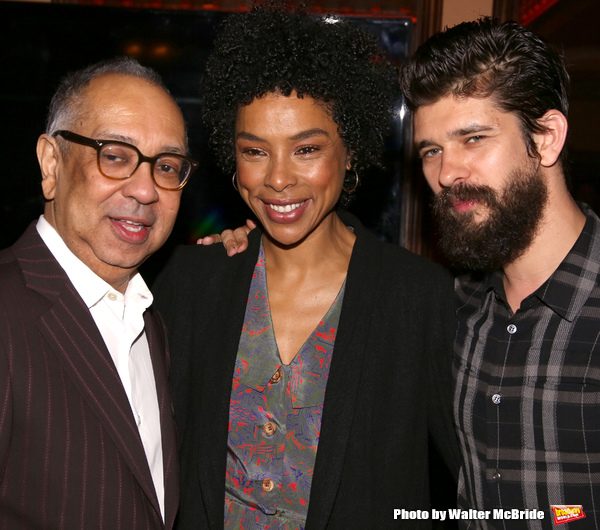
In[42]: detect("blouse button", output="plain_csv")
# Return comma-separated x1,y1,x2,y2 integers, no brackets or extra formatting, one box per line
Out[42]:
263,422,277,436
262,478,275,492
507,324,517,334
492,393,501,405
270,369,283,384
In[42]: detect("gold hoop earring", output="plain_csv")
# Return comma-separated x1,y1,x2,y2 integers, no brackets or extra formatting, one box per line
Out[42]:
343,170,359,193
232,172,239,192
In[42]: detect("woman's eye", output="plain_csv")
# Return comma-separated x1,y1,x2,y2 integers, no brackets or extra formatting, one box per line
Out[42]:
242,148,265,157
296,146,319,155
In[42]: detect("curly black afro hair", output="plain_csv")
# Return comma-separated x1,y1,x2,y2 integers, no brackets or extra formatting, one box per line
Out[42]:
201,2,397,207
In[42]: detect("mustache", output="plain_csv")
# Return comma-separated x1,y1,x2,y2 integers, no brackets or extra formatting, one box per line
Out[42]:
434,183,499,209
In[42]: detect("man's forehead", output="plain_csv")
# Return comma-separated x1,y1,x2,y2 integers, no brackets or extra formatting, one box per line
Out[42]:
82,74,169,110
415,94,493,115
75,74,186,147
413,95,511,139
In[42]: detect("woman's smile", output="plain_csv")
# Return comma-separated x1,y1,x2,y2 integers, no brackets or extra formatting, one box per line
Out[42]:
235,91,350,246
267,200,306,214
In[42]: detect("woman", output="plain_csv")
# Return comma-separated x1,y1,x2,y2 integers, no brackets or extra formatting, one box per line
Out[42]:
154,5,459,529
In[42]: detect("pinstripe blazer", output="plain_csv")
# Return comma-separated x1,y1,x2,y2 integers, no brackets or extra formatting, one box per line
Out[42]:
0,223,179,529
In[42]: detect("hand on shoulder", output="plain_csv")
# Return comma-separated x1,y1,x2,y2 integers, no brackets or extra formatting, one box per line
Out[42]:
196,219,257,256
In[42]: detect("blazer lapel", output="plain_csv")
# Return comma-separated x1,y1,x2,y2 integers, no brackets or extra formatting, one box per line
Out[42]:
305,218,383,530
145,309,179,528
14,224,162,521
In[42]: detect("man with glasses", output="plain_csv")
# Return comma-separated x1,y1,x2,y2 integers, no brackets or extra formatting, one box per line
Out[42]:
0,57,197,529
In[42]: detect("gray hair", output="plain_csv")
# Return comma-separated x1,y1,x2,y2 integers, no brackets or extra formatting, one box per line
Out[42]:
46,57,187,148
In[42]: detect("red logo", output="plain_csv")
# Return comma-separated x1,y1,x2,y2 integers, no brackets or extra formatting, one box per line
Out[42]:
551,505,586,525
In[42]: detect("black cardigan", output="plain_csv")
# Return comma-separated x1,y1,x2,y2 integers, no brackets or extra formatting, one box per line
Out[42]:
154,213,460,529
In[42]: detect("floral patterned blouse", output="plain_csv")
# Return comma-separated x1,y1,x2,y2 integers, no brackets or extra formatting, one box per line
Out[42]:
224,244,345,529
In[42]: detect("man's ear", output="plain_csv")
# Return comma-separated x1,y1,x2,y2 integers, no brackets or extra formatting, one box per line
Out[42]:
533,110,568,168
37,134,61,201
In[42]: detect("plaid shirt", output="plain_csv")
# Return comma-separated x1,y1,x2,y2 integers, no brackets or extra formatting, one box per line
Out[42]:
454,204,600,529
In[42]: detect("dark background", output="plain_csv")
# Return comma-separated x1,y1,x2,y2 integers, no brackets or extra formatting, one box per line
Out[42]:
1,3,461,520
1,1,416,282
528,0,600,216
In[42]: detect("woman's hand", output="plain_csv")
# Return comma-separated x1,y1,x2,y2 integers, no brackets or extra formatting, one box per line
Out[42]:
197,219,257,256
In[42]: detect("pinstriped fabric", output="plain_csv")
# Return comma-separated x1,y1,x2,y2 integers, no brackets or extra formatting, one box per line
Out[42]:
454,204,600,530
146,306,179,526
0,223,178,529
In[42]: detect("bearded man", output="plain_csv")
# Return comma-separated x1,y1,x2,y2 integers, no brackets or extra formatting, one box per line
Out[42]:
402,17,598,530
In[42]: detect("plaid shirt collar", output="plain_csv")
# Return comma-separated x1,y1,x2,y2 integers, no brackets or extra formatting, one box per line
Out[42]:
482,203,600,322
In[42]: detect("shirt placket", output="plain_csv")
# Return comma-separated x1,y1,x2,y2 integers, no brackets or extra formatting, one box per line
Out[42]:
485,298,540,513
258,365,288,515
484,308,517,506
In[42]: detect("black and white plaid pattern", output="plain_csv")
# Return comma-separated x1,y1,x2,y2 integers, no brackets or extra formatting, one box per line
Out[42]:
454,204,600,529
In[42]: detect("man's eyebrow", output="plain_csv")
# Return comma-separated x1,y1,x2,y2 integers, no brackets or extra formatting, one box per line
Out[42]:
450,124,496,137
96,132,186,155
415,124,496,151
415,139,436,152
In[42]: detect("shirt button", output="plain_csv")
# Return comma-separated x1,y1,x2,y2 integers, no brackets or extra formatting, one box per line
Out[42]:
263,422,277,436
270,369,283,384
507,324,517,334
262,478,274,492
491,471,502,481
492,393,501,405
107,292,117,301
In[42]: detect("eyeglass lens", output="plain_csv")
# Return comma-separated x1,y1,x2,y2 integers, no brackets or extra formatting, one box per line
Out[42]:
100,144,190,189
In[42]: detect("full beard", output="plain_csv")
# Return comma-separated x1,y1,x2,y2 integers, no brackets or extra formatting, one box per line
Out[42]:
431,165,548,271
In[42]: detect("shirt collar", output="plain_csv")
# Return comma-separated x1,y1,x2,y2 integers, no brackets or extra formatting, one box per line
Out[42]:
36,215,152,311
236,242,342,407
237,327,336,409
483,203,600,321
536,203,600,321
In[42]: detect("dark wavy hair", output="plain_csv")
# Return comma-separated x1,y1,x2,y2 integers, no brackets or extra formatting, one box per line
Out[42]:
400,17,570,168
201,3,397,206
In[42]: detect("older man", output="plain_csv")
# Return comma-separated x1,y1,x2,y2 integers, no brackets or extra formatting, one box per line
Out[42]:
0,57,197,528
402,18,599,529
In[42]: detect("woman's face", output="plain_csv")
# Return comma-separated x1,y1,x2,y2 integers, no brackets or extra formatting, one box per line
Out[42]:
235,91,351,247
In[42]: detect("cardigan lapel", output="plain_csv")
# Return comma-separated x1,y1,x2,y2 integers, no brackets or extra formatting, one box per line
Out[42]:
14,224,162,521
305,216,383,530
145,309,179,528
192,218,383,529
195,234,262,529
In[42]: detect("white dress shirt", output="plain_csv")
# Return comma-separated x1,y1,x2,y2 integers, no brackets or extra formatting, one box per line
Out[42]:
36,215,165,520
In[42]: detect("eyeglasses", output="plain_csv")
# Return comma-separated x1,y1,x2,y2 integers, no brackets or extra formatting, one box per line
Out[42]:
53,130,198,190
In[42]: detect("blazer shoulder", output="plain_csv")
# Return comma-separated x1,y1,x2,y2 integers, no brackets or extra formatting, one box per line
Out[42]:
354,227,453,286
342,210,452,284
0,253,31,306
157,242,240,283
0,244,18,269
385,242,452,282
154,230,262,292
